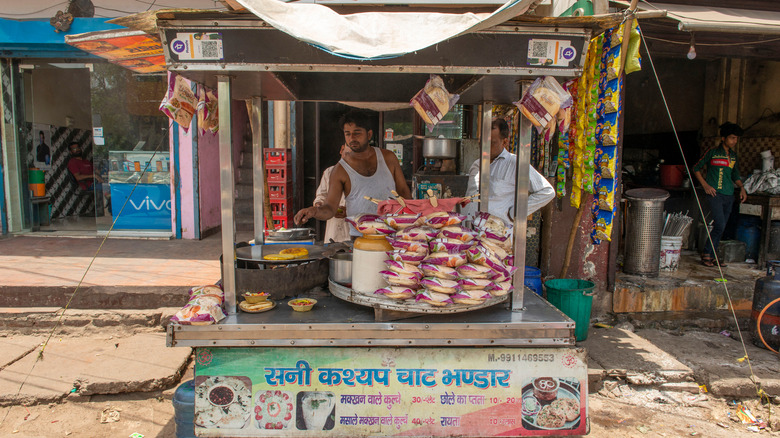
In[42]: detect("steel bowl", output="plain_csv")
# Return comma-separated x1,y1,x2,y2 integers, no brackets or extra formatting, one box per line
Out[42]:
422,137,458,159
329,252,352,285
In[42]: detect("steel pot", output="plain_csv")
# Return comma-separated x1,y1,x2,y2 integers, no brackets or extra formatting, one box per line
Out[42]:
422,137,458,159
329,252,352,285
267,227,312,240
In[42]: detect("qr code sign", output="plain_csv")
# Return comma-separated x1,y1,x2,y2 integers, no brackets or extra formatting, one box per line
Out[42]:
531,41,550,58
195,39,223,60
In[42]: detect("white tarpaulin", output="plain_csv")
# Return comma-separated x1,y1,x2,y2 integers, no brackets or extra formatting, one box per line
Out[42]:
235,0,537,59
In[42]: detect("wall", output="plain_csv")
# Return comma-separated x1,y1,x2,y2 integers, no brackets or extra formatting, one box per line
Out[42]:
737,59,780,137
25,68,91,130
198,127,221,234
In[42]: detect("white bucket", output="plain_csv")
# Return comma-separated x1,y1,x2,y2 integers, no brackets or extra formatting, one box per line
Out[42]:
659,236,683,272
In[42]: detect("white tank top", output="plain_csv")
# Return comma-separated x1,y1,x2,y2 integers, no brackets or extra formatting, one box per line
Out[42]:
341,147,396,236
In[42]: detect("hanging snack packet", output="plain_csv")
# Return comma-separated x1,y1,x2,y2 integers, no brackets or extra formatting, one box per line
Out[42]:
410,75,460,132
599,146,618,179
597,177,618,212
625,21,643,75
515,76,573,132
196,85,219,135
159,72,197,131
593,204,617,241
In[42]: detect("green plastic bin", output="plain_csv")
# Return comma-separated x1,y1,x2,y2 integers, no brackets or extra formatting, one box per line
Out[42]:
545,279,595,341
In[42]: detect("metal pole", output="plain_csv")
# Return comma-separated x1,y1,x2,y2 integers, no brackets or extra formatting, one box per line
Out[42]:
511,81,533,312
250,96,265,245
478,101,493,213
217,75,236,315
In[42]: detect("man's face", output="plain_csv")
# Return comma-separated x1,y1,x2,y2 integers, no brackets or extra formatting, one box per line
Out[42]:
69,145,81,157
723,134,739,149
490,125,508,160
343,123,372,153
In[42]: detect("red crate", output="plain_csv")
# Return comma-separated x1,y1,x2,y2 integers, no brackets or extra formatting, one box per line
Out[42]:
270,198,293,216
268,182,291,199
270,216,291,229
264,148,292,165
266,164,292,183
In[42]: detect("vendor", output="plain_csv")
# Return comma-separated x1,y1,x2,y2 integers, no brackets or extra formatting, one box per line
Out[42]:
693,122,747,267
314,145,351,243
461,118,555,224
294,110,411,236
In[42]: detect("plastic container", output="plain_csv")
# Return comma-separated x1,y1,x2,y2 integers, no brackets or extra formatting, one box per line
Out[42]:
751,261,780,352
173,380,196,438
28,169,45,197
352,234,392,295
659,165,683,188
524,266,543,297
659,236,683,272
716,240,746,263
545,279,595,341
736,219,761,261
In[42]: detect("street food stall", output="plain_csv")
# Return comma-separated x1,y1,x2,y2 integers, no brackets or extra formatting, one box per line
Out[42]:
151,5,603,436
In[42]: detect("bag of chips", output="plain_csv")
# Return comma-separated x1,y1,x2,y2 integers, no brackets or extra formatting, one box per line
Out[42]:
419,277,460,294
410,74,460,133
420,263,458,280
424,251,468,268
387,250,427,265
382,213,422,230
380,270,421,287
415,290,453,307
424,212,466,229
396,226,439,242
451,290,491,305
457,263,494,279
375,287,416,300
515,76,573,132
384,260,423,276
458,278,494,291
159,73,197,131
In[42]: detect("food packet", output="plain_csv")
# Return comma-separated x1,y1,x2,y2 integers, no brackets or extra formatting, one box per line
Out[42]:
439,225,477,243
429,239,474,254
599,110,619,147
396,226,439,242
410,74,460,133
457,263,495,279
170,296,226,325
196,84,219,135
451,290,491,305
382,213,422,230
188,285,224,302
159,72,197,131
384,260,422,276
380,270,421,287
424,211,466,229
488,281,514,297
625,21,642,75
598,146,617,179
386,249,426,265
424,251,468,268
375,287,416,300
415,290,453,307
419,263,458,280
515,76,573,133
346,214,396,235
597,177,618,212
472,212,512,238
458,278,495,291
386,237,429,256
479,239,511,260
419,277,460,294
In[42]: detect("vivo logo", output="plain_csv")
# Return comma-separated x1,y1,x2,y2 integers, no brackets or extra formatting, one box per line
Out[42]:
130,196,172,211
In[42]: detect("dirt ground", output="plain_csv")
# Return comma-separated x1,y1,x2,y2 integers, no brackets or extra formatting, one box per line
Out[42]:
0,367,777,438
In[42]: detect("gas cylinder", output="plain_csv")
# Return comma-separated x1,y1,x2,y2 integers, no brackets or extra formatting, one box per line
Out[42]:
750,261,780,352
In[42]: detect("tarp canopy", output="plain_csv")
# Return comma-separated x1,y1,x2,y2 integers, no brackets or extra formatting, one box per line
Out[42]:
234,0,538,59
613,1,780,35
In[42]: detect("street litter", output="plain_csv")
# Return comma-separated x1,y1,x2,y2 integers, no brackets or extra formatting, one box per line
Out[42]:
129,433,144,438
736,404,757,423
737,355,748,363
636,425,650,433
594,322,613,328
716,422,729,428
100,407,121,423
719,330,731,337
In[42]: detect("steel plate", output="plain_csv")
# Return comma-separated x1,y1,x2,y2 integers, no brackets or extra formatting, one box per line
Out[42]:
235,243,328,264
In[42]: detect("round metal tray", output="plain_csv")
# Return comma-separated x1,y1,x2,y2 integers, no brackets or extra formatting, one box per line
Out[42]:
236,243,327,264
328,279,508,314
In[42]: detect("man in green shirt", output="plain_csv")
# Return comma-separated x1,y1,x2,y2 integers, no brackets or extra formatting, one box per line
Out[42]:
693,122,747,267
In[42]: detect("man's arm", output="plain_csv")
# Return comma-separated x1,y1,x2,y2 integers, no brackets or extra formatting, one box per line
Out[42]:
382,149,411,199
460,160,480,216
294,164,344,225
694,170,716,196
527,166,554,215
732,156,747,202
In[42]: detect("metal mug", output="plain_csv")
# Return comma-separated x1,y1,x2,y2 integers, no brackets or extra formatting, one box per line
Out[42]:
329,252,352,285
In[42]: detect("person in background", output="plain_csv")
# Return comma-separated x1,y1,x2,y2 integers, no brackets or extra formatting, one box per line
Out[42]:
67,142,100,190
294,110,411,236
462,118,555,225
693,122,747,267
314,145,350,243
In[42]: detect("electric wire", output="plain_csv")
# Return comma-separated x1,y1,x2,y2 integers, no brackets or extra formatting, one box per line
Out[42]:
644,35,780,47
637,24,768,401
0,121,173,427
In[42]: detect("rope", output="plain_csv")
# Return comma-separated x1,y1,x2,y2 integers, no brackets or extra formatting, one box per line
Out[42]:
638,25,768,402
0,122,172,426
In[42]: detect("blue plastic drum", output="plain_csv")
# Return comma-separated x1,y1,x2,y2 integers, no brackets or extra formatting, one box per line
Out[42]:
524,266,543,297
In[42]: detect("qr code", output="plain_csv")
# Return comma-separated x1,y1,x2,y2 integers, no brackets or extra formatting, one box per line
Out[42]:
531,41,549,58
200,40,221,59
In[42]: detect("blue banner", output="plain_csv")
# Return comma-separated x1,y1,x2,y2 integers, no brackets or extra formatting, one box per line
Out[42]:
110,183,171,230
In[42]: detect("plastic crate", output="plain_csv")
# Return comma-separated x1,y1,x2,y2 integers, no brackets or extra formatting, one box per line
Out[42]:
266,164,292,183
264,148,292,165
271,216,291,229
270,198,293,216
268,183,291,199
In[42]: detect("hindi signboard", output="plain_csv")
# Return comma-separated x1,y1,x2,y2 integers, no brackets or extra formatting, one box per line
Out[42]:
193,346,587,437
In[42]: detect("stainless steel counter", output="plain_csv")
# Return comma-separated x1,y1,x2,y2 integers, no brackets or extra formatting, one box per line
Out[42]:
167,291,575,348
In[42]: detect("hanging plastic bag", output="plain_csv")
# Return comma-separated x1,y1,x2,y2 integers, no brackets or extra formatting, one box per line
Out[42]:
196,84,219,135
410,75,460,132
515,76,573,132
159,72,197,132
